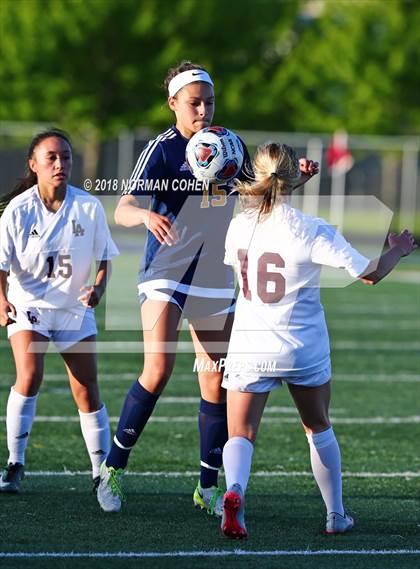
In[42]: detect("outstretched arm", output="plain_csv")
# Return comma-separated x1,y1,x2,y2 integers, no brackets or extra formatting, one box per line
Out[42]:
114,194,149,228
360,230,417,285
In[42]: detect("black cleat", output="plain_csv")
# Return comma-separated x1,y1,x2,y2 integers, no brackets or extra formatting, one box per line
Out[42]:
0,463,25,493
92,475,100,494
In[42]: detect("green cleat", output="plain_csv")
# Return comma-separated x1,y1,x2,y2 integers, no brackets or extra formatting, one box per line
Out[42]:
193,481,223,517
96,461,125,512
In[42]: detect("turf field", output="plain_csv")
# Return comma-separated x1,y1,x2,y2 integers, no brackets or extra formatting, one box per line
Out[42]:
0,254,419,569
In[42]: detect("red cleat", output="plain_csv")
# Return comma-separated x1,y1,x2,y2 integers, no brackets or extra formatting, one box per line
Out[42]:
221,483,247,539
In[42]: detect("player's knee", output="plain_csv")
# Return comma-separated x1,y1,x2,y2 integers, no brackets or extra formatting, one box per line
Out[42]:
77,399,102,414
198,370,223,383
71,382,101,410
141,360,174,389
14,372,43,396
199,369,223,388
301,418,331,435
198,371,225,404
228,426,257,444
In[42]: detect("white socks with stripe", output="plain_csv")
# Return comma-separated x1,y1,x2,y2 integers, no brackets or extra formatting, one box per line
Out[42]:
306,427,344,515
6,389,110,477
6,387,38,466
78,405,110,478
223,436,254,492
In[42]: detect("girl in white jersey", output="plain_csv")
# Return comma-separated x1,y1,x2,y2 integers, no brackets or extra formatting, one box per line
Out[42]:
97,61,318,515
219,142,417,539
0,130,119,493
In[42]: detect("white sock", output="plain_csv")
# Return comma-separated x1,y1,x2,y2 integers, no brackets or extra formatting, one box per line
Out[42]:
223,436,254,492
78,405,110,478
6,387,38,466
306,427,344,515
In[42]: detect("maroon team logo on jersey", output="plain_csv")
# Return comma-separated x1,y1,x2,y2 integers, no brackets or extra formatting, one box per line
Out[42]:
26,311,40,324
194,142,219,168
72,219,85,236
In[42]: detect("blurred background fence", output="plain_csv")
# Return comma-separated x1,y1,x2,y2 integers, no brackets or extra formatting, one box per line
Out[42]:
1,0,419,234
1,121,418,234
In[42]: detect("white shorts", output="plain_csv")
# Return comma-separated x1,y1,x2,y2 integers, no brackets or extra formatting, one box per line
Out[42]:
138,279,236,319
7,306,97,351
222,364,331,393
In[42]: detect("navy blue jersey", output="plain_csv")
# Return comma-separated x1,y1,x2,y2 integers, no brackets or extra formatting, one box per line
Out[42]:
124,125,251,292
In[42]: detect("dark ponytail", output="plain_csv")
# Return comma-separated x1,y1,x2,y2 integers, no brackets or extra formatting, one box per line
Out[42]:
0,129,72,217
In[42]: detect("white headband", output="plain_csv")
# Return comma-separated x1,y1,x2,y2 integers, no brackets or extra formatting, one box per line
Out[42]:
168,69,214,97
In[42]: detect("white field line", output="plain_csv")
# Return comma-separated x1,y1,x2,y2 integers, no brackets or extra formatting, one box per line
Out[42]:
15,395,345,415
331,341,420,351
0,373,418,384
1,340,419,352
1,550,420,559
333,373,419,382
328,320,419,330
23,470,420,479
31,372,420,383
386,271,420,284
325,304,418,315
1,415,418,424
263,406,348,414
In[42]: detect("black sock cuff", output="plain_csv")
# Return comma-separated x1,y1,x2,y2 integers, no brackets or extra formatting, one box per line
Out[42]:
129,380,159,405
199,398,227,416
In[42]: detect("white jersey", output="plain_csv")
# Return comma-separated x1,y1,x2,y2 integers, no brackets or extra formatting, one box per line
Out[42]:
0,185,119,309
224,202,370,376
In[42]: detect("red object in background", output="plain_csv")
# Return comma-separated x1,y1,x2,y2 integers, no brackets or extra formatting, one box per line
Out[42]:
326,131,354,174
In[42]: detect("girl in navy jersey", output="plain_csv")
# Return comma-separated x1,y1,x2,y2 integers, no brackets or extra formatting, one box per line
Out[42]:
97,61,244,515
219,142,417,539
97,62,316,514
0,130,118,493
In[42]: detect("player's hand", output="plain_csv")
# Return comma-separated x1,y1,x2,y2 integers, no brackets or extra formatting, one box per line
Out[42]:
294,159,319,189
143,212,179,246
78,285,103,308
388,229,417,257
0,299,16,327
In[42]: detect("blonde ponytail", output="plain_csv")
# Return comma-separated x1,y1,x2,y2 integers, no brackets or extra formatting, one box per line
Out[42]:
235,142,300,218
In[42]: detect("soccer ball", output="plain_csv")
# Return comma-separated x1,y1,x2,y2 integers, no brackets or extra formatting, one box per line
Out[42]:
186,126,244,184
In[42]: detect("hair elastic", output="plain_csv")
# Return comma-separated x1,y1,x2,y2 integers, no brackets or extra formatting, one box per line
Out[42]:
168,69,214,97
